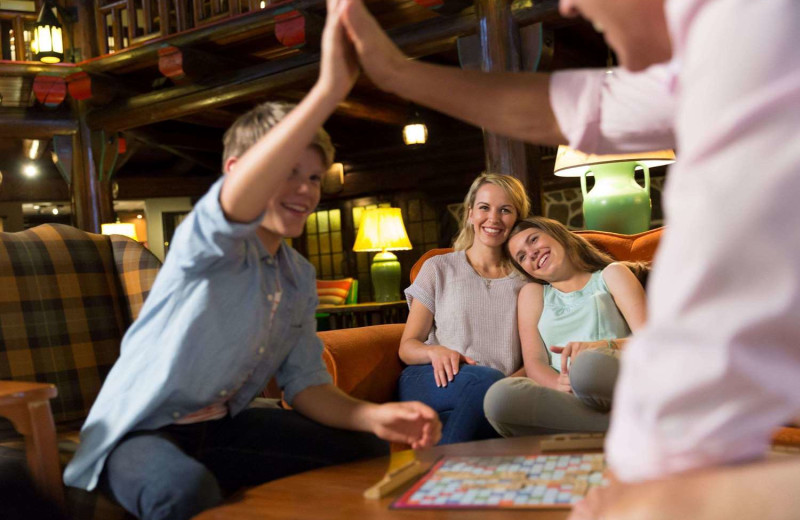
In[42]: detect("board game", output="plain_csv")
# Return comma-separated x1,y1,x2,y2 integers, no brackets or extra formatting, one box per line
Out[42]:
392,453,606,509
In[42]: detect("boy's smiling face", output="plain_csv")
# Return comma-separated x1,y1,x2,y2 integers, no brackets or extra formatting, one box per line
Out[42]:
258,146,324,252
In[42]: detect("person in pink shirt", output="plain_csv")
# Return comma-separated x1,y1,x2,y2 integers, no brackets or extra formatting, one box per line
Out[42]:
340,0,800,516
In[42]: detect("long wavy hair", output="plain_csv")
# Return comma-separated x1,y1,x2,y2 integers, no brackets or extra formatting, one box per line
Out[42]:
452,173,531,252
506,216,650,285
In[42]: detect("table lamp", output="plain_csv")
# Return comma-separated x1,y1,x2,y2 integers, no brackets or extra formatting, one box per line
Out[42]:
353,208,413,302
101,220,138,241
554,146,676,234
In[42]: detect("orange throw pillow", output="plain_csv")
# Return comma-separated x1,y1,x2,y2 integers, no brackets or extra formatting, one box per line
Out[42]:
317,278,354,305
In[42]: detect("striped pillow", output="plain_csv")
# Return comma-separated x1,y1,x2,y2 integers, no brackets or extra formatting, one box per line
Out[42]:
317,278,354,305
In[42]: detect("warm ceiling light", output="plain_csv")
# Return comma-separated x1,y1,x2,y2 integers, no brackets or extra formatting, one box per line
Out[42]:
23,164,39,178
52,207,59,215
137,214,143,219
27,140,40,160
403,123,428,146
34,0,64,64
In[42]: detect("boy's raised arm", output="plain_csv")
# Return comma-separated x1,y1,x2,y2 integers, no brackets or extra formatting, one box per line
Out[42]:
341,0,566,146
220,0,358,223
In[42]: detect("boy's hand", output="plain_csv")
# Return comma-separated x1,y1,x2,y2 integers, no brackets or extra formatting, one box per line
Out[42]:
556,372,572,393
340,0,406,91
427,346,477,388
368,401,441,449
318,0,360,99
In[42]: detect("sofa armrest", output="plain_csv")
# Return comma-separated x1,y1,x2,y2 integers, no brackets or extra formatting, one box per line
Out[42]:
319,324,405,404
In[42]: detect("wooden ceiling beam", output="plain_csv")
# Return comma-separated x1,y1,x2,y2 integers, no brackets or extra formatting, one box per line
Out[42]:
280,90,407,125
86,1,559,132
125,130,220,172
0,108,77,138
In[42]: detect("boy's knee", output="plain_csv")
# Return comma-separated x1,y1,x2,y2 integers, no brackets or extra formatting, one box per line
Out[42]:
141,470,222,520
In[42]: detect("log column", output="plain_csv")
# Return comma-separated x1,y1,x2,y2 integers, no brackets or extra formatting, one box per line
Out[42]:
475,0,528,185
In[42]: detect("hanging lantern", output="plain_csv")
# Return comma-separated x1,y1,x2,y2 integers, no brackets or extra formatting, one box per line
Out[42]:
34,1,64,64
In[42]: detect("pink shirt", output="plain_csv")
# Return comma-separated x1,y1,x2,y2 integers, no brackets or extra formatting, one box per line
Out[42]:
550,0,800,482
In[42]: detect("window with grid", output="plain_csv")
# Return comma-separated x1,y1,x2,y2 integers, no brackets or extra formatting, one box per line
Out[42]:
305,208,344,279
399,198,439,255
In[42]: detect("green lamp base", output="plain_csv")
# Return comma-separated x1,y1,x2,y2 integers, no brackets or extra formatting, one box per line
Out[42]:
371,250,401,302
581,161,652,235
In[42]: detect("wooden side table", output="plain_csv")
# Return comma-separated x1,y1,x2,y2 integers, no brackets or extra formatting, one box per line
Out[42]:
317,301,409,329
0,380,65,507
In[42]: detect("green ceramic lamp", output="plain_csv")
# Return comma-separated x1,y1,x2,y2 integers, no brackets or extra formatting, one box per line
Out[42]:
353,208,413,302
554,146,676,234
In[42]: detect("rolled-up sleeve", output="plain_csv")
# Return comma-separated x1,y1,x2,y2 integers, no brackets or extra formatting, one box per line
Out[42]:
275,291,333,405
550,64,676,155
169,177,266,272
404,258,438,315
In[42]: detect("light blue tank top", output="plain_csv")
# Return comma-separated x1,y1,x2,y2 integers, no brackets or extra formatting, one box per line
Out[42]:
538,270,631,372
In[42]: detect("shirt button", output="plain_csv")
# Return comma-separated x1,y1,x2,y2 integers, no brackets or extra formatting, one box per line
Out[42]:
219,389,228,397
266,258,274,265
258,347,265,354
172,411,180,419
267,294,274,301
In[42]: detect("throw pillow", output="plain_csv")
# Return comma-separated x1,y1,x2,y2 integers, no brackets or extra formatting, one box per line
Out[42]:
317,278,354,305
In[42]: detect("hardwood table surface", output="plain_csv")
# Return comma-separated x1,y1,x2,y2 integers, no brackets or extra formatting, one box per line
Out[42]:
196,436,575,520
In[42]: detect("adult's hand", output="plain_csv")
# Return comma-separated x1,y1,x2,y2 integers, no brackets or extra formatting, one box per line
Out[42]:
341,0,407,91
426,346,476,388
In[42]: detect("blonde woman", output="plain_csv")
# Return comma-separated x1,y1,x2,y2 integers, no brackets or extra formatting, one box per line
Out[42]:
398,173,530,444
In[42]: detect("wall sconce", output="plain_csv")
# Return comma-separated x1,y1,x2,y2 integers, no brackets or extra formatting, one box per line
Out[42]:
554,146,675,234
403,108,428,146
353,208,412,302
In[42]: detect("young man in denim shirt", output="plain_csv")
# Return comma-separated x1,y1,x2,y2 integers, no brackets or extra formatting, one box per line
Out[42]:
64,2,440,518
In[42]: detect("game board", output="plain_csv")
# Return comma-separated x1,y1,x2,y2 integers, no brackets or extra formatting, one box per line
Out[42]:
392,453,606,509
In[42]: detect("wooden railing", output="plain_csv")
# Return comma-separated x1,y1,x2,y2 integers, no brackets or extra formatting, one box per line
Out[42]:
0,9,37,61
94,0,264,53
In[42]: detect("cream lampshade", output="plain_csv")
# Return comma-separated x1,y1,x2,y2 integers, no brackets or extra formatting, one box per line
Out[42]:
353,208,412,302
554,146,675,234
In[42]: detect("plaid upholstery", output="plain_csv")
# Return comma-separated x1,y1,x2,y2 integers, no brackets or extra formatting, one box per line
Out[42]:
0,224,127,433
0,224,158,520
109,235,161,325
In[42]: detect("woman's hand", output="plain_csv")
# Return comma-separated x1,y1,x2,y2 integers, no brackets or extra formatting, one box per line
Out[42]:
317,0,360,100
341,0,407,91
551,340,609,374
427,346,476,388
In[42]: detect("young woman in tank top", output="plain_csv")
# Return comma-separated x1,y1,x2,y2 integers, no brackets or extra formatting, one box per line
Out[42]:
484,216,647,437
399,173,530,444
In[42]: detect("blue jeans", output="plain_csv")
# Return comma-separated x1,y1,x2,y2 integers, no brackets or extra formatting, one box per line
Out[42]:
100,408,388,520
398,364,504,444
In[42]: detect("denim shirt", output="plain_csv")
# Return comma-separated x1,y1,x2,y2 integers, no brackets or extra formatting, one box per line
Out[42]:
64,178,332,491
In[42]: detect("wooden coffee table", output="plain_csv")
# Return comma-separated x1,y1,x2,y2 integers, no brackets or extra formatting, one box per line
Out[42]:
195,436,577,519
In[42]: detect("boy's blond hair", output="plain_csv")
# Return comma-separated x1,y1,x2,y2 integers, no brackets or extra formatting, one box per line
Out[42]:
222,101,335,169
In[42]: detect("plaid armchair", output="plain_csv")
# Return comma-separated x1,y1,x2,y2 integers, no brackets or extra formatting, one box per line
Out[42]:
0,224,160,520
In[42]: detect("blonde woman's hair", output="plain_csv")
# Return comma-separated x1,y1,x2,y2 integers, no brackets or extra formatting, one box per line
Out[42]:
222,101,335,169
506,216,649,285
452,173,531,251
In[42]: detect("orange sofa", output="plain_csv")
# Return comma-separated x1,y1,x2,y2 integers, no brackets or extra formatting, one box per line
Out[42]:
317,227,664,406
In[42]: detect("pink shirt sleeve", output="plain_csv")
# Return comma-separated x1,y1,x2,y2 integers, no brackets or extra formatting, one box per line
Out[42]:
550,65,676,154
